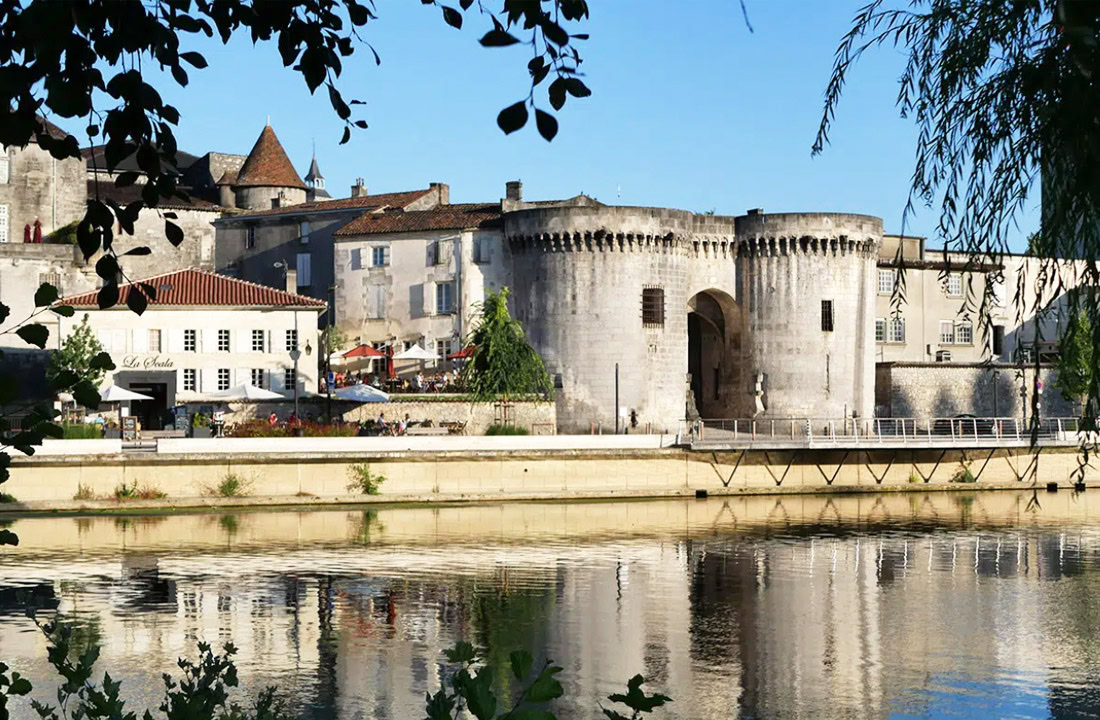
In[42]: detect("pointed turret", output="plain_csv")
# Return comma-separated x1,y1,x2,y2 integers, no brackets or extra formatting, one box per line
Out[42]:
233,125,308,210
304,155,330,201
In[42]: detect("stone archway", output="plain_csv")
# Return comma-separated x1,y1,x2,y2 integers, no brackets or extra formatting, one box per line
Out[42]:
687,289,740,418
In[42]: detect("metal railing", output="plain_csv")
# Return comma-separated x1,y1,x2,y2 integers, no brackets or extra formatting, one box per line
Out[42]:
679,416,1085,446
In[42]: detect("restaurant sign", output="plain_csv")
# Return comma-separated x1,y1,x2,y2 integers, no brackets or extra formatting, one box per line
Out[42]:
121,355,175,370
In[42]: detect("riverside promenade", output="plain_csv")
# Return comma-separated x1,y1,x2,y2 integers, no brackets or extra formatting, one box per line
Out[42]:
1,415,1094,512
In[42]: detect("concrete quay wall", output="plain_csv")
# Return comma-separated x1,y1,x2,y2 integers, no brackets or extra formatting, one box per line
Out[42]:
1,443,1094,509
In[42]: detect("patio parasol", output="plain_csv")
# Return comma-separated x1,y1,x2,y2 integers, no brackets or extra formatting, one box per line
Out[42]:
447,346,474,360
100,384,154,434
211,383,285,400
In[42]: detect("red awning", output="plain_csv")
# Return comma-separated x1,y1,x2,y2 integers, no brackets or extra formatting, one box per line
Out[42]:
447,346,474,360
342,344,385,358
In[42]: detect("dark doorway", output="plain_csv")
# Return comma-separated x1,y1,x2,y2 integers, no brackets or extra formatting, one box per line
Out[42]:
688,312,703,412
128,382,168,430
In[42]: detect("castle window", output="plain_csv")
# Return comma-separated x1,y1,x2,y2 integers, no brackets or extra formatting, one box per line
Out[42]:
888,317,906,343
821,300,834,332
641,287,665,327
945,272,963,297
877,269,895,295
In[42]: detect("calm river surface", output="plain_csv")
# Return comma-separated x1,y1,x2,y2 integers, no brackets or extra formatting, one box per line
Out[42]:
3,491,1100,719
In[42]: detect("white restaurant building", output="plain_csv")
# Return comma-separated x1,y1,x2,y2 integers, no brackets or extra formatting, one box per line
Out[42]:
60,269,325,429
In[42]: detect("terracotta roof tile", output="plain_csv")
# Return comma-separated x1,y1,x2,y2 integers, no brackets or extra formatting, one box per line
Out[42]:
334,203,502,237
234,126,306,190
224,189,434,220
62,269,326,308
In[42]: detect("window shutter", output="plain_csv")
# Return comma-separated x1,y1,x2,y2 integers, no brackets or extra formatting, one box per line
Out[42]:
235,368,250,386
296,253,311,286
273,328,285,353
167,328,184,353
132,329,148,353
200,367,217,393
410,283,424,318
351,248,361,270
202,328,219,355
237,328,252,353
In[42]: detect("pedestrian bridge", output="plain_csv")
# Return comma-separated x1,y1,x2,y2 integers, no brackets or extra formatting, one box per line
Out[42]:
685,417,1089,450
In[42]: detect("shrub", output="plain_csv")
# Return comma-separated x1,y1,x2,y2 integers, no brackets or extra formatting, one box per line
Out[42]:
227,419,356,438
61,423,103,440
486,423,530,436
113,481,167,500
908,471,922,484
205,471,254,498
0,492,15,503
950,464,977,484
73,483,95,500
346,463,386,495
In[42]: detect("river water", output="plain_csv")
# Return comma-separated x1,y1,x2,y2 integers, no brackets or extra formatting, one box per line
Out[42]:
2,491,1100,719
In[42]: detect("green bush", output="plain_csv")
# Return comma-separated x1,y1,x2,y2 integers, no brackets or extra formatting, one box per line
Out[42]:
950,464,977,483
0,492,15,504
346,463,386,495
908,471,922,484
486,424,530,436
113,481,167,500
61,423,103,440
72,483,95,501
205,471,254,498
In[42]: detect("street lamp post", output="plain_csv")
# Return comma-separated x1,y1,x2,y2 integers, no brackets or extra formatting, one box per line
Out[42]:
289,346,301,417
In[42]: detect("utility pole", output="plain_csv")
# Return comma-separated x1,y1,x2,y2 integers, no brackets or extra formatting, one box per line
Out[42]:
326,283,335,421
614,363,620,434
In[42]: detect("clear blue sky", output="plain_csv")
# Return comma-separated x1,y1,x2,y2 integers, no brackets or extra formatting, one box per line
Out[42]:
60,1,1038,250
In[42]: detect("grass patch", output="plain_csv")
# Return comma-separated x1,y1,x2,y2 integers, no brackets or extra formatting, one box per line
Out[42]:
949,463,977,484
73,483,95,500
485,424,529,436
346,463,386,495
62,424,104,440
204,472,255,498
908,471,922,484
113,481,167,501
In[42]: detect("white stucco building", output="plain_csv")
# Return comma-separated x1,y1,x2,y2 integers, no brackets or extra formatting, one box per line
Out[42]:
60,268,325,429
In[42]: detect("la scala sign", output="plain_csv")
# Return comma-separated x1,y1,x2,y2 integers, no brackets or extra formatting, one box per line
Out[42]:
121,355,175,370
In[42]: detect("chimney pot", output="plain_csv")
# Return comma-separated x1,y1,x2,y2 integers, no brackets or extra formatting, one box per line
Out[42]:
506,180,523,202
429,182,450,205
747,207,763,216
351,178,368,198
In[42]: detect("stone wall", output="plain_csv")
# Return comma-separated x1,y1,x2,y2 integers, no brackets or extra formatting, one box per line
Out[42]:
212,398,556,435
876,362,1073,419
101,206,220,277
235,185,306,212
0,141,87,237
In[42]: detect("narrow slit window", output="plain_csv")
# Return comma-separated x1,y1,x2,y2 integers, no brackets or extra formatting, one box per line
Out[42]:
821,300,834,332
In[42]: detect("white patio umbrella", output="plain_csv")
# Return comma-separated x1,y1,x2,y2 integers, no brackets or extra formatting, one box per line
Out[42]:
333,384,390,403
101,384,154,402
100,384,154,437
392,344,436,361
211,383,285,400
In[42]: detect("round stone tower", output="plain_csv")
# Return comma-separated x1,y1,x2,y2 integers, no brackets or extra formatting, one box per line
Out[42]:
504,204,881,432
731,212,881,421
233,125,307,211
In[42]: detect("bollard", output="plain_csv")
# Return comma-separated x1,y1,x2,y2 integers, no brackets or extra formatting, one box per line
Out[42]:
695,489,708,499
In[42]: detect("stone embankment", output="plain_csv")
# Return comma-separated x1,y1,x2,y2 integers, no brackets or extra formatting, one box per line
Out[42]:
0,436,1093,513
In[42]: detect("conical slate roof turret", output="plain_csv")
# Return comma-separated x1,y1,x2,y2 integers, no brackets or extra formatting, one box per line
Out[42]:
235,125,306,190
304,156,324,184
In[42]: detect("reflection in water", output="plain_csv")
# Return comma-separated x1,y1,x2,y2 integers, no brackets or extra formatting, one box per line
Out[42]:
2,491,1100,718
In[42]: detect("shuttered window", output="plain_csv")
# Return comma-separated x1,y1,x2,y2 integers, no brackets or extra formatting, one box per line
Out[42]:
296,252,311,287
641,287,664,327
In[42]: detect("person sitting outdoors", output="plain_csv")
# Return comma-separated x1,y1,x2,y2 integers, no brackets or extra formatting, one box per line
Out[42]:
376,411,387,435
268,411,278,425
398,413,409,436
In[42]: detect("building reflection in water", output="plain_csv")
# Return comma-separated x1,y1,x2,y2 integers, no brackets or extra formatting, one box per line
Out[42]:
2,492,1100,718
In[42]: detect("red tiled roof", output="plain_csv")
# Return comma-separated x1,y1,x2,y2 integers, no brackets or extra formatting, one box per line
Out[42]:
334,203,502,237
234,126,306,190
62,269,326,309
224,189,434,219
88,181,221,211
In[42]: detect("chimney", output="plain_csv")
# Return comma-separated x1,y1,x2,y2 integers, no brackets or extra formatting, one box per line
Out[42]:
506,180,523,202
218,184,236,209
746,207,763,216
429,182,450,206
271,191,288,209
351,177,368,198
285,268,297,294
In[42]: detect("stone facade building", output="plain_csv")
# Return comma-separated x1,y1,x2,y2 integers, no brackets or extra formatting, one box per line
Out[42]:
0,120,87,244
61,269,325,429
331,180,882,432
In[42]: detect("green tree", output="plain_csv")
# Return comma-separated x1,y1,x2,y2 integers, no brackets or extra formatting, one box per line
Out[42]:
459,288,552,401
1056,311,1096,409
816,1,1100,425
47,315,107,389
